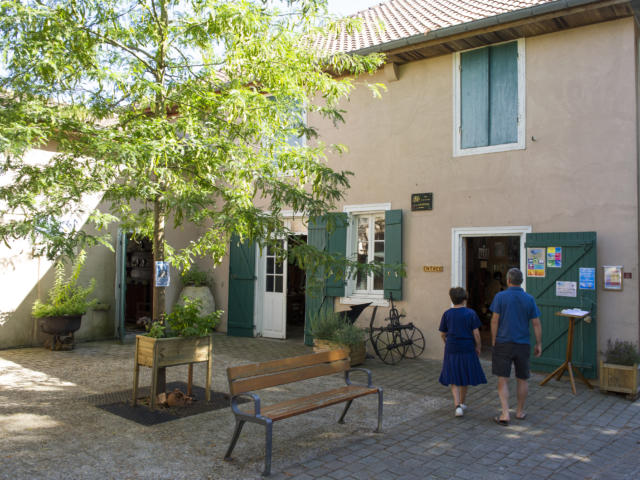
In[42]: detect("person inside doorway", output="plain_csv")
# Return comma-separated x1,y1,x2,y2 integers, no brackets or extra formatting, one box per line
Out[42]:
485,271,504,307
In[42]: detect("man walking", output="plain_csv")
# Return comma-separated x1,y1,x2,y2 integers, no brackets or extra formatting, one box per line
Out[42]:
490,268,542,425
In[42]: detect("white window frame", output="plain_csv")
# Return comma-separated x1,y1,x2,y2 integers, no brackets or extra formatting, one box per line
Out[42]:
453,38,526,157
340,203,391,306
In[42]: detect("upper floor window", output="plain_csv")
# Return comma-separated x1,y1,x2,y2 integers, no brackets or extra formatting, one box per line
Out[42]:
454,39,525,157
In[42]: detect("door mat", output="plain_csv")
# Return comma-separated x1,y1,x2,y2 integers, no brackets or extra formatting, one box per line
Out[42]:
83,381,246,426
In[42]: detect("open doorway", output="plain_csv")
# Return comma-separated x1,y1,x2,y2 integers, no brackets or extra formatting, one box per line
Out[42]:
124,236,153,333
465,236,521,347
286,234,307,339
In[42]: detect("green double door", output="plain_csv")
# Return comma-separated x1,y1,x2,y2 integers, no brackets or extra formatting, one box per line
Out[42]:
525,232,597,379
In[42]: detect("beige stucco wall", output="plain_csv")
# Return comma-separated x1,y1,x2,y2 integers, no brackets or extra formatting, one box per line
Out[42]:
311,17,639,359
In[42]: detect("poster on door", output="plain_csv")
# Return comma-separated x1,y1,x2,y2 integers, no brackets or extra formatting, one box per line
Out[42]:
547,247,562,268
527,248,546,277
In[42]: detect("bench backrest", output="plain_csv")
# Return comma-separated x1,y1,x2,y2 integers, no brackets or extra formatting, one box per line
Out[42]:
227,349,350,396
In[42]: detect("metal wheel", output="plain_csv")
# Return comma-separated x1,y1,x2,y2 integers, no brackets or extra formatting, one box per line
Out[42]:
371,328,406,364
400,325,425,359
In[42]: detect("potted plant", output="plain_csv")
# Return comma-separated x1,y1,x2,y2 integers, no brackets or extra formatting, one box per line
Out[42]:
32,250,98,350
177,267,217,323
132,296,223,408
599,339,640,400
310,309,367,366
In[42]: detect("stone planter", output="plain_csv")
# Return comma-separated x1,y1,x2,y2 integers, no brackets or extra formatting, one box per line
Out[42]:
313,339,366,366
37,315,82,350
133,334,213,408
177,285,216,324
599,361,640,400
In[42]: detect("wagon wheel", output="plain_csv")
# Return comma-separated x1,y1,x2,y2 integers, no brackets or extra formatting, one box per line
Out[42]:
400,325,425,359
371,328,406,365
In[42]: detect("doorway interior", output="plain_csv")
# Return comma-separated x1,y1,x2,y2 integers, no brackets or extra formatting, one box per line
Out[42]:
465,236,521,347
124,236,153,333
286,234,307,339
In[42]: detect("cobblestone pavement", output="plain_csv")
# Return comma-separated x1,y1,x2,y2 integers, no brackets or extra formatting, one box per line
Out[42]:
1,335,639,480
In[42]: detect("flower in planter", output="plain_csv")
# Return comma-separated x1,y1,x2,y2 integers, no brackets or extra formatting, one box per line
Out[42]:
146,297,222,338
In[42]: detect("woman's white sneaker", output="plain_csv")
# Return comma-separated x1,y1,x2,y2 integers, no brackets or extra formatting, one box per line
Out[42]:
455,405,464,417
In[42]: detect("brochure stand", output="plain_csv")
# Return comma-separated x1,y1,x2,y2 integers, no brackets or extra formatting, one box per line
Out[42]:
539,311,594,395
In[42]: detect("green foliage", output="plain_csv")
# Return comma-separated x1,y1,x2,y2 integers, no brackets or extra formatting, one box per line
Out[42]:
181,267,210,287
0,0,391,288
604,340,640,366
146,297,221,338
309,308,365,346
31,250,98,318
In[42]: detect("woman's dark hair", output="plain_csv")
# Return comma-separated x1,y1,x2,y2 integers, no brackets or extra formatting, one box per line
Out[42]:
449,287,467,305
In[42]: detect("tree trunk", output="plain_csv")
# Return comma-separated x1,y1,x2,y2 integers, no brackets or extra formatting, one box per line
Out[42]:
152,198,167,394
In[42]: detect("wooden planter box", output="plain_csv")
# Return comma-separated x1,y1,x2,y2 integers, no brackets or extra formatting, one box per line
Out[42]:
599,361,640,400
313,339,365,366
133,335,213,408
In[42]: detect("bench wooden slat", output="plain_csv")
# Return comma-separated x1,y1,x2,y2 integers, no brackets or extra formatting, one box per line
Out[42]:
227,349,349,381
229,358,350,395
236,385,379,421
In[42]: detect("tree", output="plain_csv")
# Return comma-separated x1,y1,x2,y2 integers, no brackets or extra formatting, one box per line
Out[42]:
0,0,388,321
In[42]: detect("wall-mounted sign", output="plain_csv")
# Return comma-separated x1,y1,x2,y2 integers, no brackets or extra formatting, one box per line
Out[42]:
423,265,444,272
155,261,170,287
579,268,596,290
556,281,577,297
603,265,623,290
547,247,562,268
411,193,433,211
526,248,545,277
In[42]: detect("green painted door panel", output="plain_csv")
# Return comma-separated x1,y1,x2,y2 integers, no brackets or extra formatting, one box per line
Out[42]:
383,209,403,300
525,232,597,378
227,237,256,337
305,216,329,346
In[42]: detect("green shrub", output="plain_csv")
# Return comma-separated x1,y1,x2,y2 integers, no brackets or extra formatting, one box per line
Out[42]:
309,309,365,346
32,251,98,318
146,297,221,338
181,267,210,287
604,339,640,366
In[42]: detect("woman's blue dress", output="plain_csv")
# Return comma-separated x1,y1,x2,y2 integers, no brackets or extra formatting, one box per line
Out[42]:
438,307,487,386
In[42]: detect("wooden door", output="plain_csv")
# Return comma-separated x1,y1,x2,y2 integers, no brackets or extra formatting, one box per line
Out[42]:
525,232,597,378
228,237,256,337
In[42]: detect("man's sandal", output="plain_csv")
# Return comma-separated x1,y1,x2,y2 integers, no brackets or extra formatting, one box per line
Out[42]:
493,416,509,426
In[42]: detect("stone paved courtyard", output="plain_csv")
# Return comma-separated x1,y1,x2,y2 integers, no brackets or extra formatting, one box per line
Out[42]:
0,334,639,479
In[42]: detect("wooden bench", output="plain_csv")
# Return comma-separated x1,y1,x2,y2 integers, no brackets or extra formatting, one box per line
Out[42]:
224,348,383,476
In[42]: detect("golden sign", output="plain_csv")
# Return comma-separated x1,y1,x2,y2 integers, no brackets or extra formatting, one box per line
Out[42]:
423,266,444,272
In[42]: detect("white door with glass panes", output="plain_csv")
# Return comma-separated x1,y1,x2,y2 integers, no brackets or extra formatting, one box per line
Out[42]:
351,213,385,297
260,240,287,339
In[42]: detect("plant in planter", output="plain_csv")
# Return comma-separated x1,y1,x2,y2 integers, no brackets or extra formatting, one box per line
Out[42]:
310,309,367,366
599,339,640,400
177,267,216,322
32,250,98,350
133,297,223,408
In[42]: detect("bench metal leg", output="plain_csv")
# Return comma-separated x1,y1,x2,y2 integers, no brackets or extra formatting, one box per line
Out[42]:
224,419,246,460
263,419,273,476
375,388,383,433
338,400,353,424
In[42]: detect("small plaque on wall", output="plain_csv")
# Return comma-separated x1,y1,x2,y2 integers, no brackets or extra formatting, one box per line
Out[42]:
411,193,433,211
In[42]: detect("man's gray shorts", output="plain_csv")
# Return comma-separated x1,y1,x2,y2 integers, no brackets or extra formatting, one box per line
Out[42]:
492,342,531,379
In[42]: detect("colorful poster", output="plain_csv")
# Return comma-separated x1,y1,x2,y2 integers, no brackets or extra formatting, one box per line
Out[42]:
603,266,623,290
556,281,577,297
527,248,546,277
155,261,170,287
547,247,562,268
579,268,596,290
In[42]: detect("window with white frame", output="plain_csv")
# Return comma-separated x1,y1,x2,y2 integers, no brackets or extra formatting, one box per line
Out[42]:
454,39,525,157
343,204,391,300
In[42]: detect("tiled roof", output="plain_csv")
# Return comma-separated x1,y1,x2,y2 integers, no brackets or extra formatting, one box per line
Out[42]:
315,0,558,54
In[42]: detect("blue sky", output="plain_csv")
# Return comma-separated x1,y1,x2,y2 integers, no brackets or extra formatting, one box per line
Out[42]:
326,0,383,17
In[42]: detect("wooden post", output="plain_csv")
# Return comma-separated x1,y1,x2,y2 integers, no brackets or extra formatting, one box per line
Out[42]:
152,198,167,396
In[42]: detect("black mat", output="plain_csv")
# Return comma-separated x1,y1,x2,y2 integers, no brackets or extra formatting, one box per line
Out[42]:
85,381,244,426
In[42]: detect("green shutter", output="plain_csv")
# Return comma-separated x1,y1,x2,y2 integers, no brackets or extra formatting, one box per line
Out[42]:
489,42,518,145
461,48,489,149
227,236,256,337
326,213,348,297
304,216,328,346
525,232,597,379
383,209,403,300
